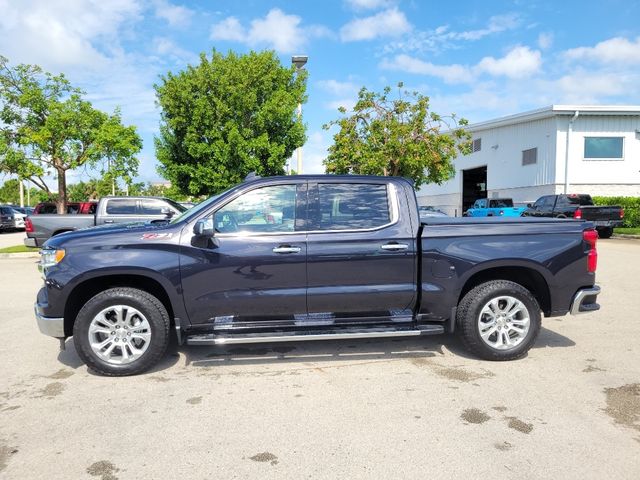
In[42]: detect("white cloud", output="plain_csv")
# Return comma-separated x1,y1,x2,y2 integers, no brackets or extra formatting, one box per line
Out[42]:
476,46,542,78
344,0,393,10
153,0,193,28
380,55,472,84
340,8,411,42
0,0,142,69
317,79,359,96
564,36,640,64
152,37,197,63
455,13,521,41
538,32,553,49
317,79,360,111
383,13,521,55
210,17,246,42
210,9,330,53
380,46,542,84
248,9,309,53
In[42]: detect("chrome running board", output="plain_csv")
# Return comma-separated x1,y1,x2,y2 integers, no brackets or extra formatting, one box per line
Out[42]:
185,325,444,346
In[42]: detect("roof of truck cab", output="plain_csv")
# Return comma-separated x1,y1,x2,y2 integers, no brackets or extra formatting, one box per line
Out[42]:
245,174,414,184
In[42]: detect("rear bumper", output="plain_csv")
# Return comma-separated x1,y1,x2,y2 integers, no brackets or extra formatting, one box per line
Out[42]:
35,303,65,338
570,286,601,315
593,220,623,228
24,237,38,247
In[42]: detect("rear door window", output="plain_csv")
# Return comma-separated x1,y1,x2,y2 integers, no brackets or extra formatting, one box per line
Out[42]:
490,199,513,208
316,183,391,231
105,199,138,215
564,194,594,206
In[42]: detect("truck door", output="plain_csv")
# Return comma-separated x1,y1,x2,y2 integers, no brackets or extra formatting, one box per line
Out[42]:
305,180,417,324
179,181,308,327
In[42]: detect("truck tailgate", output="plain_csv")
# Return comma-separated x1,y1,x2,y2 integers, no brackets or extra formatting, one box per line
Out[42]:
579,206,622,221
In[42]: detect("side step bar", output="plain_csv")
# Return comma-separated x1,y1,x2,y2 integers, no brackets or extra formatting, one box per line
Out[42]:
186,325,444,346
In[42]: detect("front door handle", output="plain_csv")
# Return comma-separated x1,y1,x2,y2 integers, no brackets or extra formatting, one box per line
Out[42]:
104,220,114,224
381,243,409,251
273,246,301,254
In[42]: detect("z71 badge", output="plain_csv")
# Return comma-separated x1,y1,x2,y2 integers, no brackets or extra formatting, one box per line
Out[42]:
141,232,173,240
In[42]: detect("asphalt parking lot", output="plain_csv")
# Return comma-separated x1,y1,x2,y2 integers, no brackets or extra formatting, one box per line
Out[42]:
1,239,639,479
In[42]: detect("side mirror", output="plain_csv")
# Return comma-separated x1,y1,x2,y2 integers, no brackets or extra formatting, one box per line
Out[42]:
161,207,175,217
193,218,214,237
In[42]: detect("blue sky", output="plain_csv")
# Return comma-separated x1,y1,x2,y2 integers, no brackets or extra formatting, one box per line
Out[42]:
1,0,639,185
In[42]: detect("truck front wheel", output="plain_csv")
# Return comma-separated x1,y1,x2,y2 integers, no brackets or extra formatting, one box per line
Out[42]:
456,280,541,361
73,288,170,376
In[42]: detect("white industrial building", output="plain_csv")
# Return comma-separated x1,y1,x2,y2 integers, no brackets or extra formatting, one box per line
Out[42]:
417,105,640,216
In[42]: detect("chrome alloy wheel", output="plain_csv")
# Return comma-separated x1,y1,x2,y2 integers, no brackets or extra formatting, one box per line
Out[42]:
477,296,531,350
88,305,152,365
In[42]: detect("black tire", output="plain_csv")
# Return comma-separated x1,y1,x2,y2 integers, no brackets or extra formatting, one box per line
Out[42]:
73,287,170,376
457,280,541,361
597,227,613,239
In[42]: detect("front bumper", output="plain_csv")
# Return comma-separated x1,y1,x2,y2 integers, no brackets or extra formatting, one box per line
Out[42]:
35,303,65,338
570,286,601,315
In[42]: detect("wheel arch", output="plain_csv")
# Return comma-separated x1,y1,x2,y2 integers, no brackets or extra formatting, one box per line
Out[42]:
458,265,551,315
63,274,175,337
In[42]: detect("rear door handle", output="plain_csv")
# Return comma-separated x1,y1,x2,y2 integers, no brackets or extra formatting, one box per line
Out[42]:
273,246,301,254
381,243,409,251
104,220,114,224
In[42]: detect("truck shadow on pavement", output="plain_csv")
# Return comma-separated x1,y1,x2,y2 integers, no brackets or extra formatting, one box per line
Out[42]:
56,326,574,374
178,326,575,370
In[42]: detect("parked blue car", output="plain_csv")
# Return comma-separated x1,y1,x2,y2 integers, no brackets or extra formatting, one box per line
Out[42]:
465,198,527,217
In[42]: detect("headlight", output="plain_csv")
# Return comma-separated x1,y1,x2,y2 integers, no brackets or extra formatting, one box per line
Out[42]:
40,248,66,269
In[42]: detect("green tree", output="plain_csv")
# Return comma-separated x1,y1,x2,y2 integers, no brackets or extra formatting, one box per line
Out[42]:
0,56,142,213
323,84,470,189
0,178,50,205
155,50,307,196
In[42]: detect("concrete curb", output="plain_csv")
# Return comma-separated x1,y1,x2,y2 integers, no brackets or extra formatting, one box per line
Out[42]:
613,234,640,239
0,252,40,259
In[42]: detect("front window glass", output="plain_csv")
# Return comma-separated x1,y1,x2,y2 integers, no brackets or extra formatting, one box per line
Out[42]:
317,183,390,230
140,199,169,215
584,137,623,159
214,184,297,233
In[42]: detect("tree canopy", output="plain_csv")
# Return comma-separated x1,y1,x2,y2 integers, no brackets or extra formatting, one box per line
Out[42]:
323,84,470,189
0,178,50,205
0,56,142,212
155,49,307,196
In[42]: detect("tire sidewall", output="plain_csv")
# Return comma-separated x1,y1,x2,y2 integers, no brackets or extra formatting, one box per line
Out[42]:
73,288,169,376
461,282,541,360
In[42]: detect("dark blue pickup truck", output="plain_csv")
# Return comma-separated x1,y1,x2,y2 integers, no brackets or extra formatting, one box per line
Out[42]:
35,175,601,376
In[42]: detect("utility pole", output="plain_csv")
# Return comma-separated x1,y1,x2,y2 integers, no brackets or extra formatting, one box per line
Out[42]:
291,55,308,174
19,180,24,207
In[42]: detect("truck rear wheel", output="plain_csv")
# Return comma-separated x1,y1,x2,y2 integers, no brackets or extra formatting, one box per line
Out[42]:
457,280,541,361
597,227,613,239
73,288,170,376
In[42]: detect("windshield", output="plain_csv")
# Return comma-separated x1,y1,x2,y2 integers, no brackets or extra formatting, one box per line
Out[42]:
169,187,235,224
164,198,188,213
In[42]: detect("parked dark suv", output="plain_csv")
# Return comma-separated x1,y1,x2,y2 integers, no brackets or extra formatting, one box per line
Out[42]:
0,206,16,231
